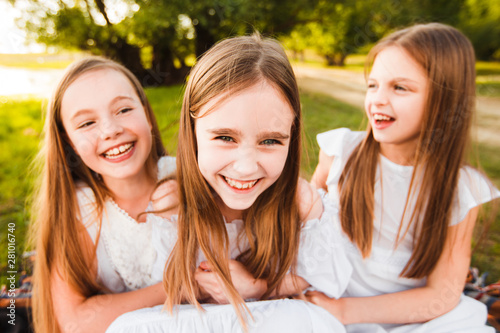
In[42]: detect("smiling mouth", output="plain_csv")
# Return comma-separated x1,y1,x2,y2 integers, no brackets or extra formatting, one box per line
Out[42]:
223,176,259,190
373,113,395,125
102,143,134,159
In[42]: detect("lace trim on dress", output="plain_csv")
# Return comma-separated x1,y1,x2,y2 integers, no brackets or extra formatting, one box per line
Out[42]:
100,198,156,290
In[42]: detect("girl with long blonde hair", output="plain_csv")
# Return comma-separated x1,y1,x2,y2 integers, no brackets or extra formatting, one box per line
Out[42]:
309,23,499,332
107,34,349,333
30,57,176,332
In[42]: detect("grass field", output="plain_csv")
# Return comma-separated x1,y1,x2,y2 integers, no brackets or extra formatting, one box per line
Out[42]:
0,84,499,286
0,52,84,69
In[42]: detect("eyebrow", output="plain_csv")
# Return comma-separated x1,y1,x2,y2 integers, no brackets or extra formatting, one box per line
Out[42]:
70,109,94,122
208,128,290,140
258,131,290,140
393,77,419,84
70,95,138,121
368,77,419,84
109,95,137,106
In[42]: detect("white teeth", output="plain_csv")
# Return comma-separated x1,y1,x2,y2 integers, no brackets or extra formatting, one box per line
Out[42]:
224,176,258,190
103,143,133,159
373,114,393,121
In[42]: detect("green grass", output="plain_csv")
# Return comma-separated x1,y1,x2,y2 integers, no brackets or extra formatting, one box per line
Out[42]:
476,61,500,76
0,52,83,69
0,98,45,285
1,86,499,287
300,90,366,176
146,85,185,154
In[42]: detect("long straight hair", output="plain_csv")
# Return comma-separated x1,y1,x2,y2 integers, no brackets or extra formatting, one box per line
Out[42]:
339,23,476,278
29,57,166,333
164,34,302,328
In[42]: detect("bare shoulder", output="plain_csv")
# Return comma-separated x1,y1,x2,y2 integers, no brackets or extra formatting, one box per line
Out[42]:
151,179,179,218
297,177,323,222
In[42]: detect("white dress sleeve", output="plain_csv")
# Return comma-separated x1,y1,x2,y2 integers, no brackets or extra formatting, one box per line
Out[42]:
316,128,365,193
157,156,176,180
316,127,365,158
451,166,500,225
296,190,352,299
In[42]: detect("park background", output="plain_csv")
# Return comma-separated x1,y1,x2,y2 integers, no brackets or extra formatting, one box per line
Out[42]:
1,0,500,291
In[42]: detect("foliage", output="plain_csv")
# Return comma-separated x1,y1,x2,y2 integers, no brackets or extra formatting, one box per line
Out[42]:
10,0,319,86
458,0,500,61
281,0,419,66
0,98,44,285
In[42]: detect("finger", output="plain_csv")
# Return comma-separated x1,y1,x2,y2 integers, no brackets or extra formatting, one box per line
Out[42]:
292,294,305,301
199,261,211,271
304,290,321,297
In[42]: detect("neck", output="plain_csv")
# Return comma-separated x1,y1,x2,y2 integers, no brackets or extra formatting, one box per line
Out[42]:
215,196,244,223
379,142,417,166
103,169,156,221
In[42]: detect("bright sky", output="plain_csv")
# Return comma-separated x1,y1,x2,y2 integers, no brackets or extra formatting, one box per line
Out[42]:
0,1,44,53
0,1,138,54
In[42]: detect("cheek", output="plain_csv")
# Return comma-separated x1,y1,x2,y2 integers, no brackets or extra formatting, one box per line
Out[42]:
70,133,97,158
195,141,220,178
263,149,289,179
364,95,371,117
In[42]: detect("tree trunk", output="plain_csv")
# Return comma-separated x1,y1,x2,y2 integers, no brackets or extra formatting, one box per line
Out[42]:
113,39,145,77
194,24,217,58
147,43,190,87
324,53,348,66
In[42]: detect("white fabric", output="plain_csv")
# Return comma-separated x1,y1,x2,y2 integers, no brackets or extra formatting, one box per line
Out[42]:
78,156,176,293
107,194,350,332
150,192,352,296
106,300,345,333
317,128,500,333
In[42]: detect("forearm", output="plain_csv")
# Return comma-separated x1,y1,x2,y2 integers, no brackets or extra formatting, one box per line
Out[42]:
264,275,309,299
57,283,166,333
339,285,462,325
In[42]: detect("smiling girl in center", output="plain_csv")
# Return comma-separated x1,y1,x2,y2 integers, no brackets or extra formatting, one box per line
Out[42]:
107,34,349,332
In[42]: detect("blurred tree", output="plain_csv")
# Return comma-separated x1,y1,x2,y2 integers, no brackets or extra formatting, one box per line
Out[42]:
9,0,318,85
458,0,500,60
281,0,478,66
284,0,399,66
11,0,149,80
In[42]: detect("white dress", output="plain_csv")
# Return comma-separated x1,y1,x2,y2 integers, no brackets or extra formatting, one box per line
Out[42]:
77,156,176,292
317,128,500,333
106,194,350,333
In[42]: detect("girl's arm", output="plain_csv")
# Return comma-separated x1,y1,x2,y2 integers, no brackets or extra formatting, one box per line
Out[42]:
195,260,309,303
310,149,334,191
51,229,166,333
306,207,478,325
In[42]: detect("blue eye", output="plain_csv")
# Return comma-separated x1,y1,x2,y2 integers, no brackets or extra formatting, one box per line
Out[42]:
216,136,235,142
262,139,280,145
118,107,133,114
78,121,95,129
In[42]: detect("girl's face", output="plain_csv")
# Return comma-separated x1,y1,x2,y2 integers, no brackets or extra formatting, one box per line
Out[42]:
365,46,429,159
61,69,153,184
195,81,294,219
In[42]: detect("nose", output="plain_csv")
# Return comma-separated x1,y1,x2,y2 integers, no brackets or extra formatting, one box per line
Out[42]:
369,86,389,106
99,118,123,140
232,145,259,177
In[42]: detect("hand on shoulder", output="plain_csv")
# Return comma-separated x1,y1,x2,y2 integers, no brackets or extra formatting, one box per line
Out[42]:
297,177,323,222
151,179,179,218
